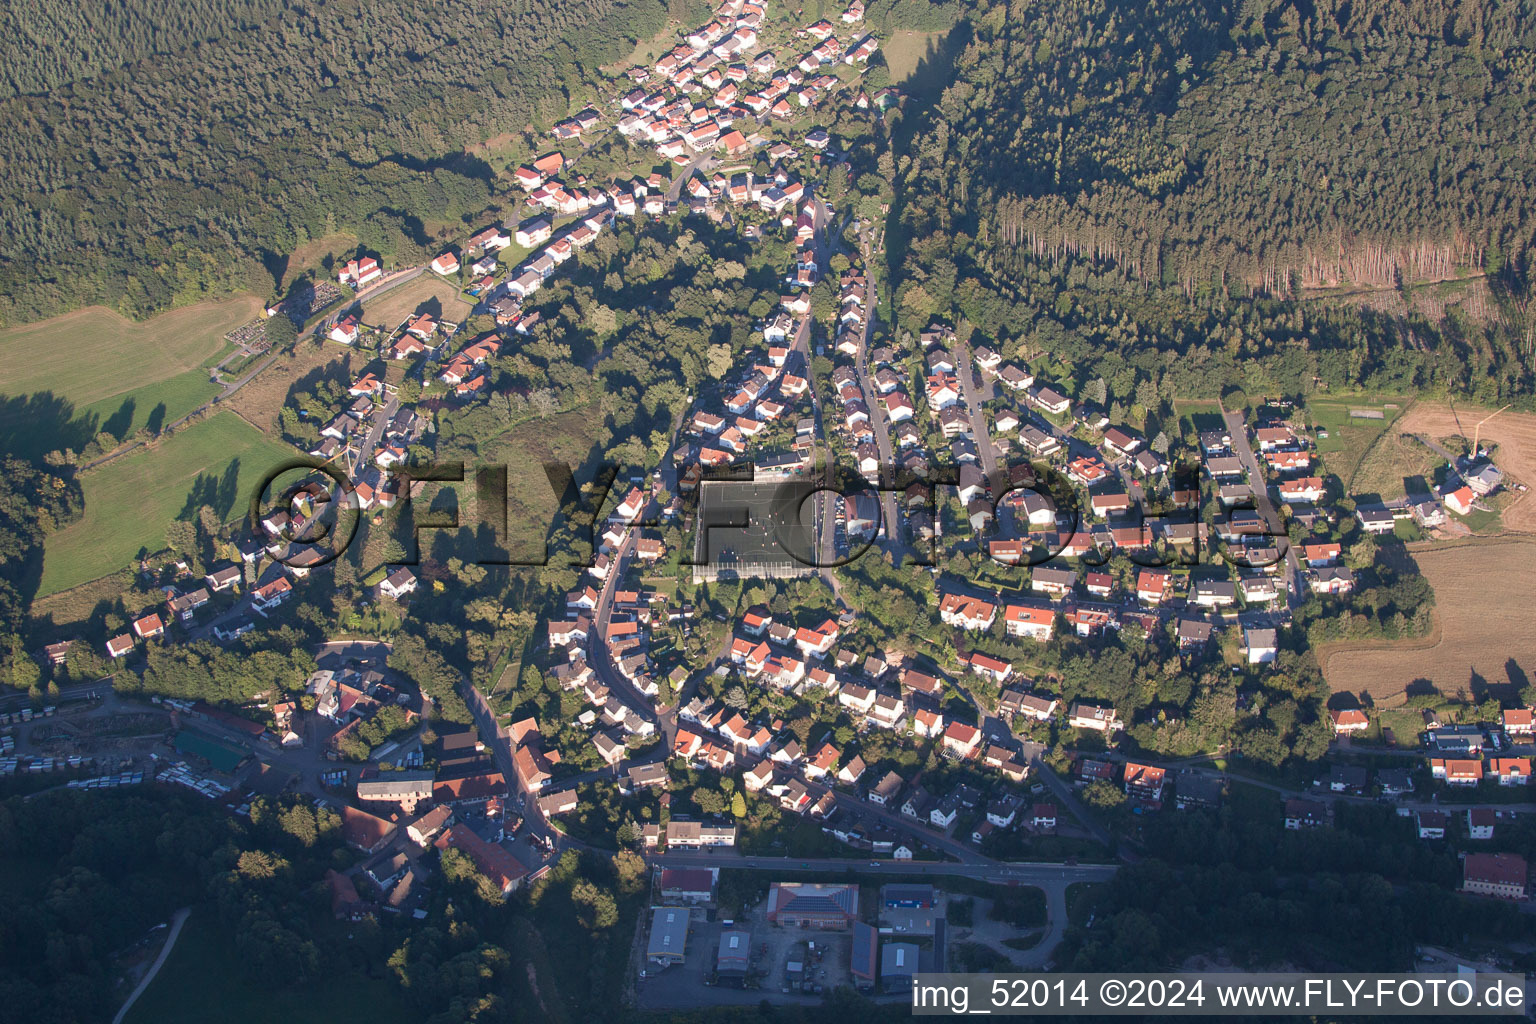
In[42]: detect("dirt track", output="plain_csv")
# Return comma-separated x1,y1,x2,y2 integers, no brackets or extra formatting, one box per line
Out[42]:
1397,403,1536,532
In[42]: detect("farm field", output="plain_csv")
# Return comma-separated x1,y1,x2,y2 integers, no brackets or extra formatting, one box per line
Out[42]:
124,912,409,1024
1321,538,1536,701
1397,402,1536,533
357,274,471,330
39,412,297,596
0,297,257,403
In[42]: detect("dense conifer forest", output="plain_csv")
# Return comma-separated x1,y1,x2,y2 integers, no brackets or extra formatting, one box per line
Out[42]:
887,0,1536,403
0,0,690,325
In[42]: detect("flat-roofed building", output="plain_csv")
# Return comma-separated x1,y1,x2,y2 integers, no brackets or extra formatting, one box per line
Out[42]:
717,929,751,979
647,906,691,967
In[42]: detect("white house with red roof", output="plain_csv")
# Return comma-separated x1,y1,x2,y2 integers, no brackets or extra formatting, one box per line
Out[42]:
941,721,982,759
1330,708,1369,735
1444,485,1476,516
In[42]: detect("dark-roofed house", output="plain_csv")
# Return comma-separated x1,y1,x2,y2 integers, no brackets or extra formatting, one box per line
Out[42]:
766,882,859,928
1377,768,1413,797
624,761,669,793
536,789,578,817
717,929,751,980
1329,764,1368,794
867,770,905,807
881,884,935,908
1283,798,1328,831
407,805,454,846
881,941,920,992
1173,772,1225,810
647,906,691,966
660,867,716,903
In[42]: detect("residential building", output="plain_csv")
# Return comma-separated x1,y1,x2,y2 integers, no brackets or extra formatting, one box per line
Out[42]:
1462,852,1527,900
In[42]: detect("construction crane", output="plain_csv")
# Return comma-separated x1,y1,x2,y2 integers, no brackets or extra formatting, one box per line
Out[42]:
1470,404,1512,458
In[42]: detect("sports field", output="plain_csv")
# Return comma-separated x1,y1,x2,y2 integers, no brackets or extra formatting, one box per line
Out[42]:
1306,394,1409,491
39,412,297,595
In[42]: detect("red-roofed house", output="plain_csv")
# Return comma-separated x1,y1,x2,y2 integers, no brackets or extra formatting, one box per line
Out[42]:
435,825,529,894
1462,852,1527,900
340,804,397,854
941,721,982,760
1491,758,1532,786
1330,708,1369,735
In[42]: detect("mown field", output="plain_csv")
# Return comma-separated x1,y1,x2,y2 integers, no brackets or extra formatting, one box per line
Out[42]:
1321,538,1536,701
885,30,945,83
39,412,297,595
0,297,259,459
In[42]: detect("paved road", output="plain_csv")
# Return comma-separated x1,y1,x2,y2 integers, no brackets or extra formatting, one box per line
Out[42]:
789,196,839,580
350,394,401,480
0,676,115,715
953,338,1000,479
650,850,1117,885
849,226,901,549
1030,755,1119,852
665,153,718,202
1221,406,1303,608
112,905,191,1024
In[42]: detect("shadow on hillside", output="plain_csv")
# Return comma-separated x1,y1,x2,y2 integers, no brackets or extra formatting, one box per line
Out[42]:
177,459,244,522
0,391,104,462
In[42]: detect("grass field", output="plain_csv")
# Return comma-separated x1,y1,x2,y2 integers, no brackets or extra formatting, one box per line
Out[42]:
1321,538,1536,701
885,30,945,83
358,275,472,330
76,369,222,440
1348,418,1442,501
124,912,409,1024
1307,395,1410,492
0,296,260,459
40,412,297,595
0,297,257,404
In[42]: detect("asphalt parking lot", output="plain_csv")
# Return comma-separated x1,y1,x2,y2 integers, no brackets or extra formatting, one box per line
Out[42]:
634,895,856,1009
